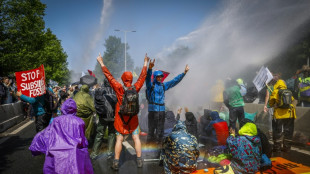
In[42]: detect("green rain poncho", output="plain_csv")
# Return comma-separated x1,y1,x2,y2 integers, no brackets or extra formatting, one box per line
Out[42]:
73,85,96,140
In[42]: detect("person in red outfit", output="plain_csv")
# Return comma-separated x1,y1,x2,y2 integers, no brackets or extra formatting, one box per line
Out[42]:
97,53,150,170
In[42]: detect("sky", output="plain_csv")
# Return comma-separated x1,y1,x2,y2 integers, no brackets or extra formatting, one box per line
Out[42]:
41,0,218,72
42,0,310,111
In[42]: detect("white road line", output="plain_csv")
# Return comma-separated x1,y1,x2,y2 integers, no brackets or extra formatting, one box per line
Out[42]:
122,141,136,156
0,137,10,145
291,147,310,156
9,120,34,135
0,115,21,125
269,140,310,156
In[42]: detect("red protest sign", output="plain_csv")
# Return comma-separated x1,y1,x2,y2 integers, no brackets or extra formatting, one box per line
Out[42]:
15,64,46,97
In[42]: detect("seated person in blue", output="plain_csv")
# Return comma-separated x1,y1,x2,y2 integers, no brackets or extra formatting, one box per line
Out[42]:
163,110,177,137
204,111,229,147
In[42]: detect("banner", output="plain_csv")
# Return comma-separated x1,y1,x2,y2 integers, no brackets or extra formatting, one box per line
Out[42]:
88,69,96,77
15,64,46,97
151,70,170,82
253,66,273,92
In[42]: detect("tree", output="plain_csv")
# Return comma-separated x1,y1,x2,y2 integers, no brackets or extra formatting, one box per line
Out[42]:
94,36,134,83
0,0,69,85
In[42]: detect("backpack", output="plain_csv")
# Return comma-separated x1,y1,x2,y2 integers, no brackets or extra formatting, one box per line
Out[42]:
119,86,139,125
94,88,116,119
277,89,292,108
243,86,258,103
44,89,58,115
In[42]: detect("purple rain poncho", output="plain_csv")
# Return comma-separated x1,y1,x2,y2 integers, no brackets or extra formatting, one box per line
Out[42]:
29,99,94,174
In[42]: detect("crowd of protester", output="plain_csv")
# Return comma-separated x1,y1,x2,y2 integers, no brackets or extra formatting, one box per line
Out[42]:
5,61,310,173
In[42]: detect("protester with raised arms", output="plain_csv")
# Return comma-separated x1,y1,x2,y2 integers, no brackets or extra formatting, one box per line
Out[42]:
97,53,149,170
146,59,189,144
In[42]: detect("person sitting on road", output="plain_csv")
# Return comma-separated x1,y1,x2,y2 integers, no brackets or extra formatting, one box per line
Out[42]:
226,122,262,174
204,111,229,148
161,120,200,174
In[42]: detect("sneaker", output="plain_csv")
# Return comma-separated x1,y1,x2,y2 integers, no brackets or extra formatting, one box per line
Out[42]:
90,153,98,160
111,159,119,171
137,157,143,168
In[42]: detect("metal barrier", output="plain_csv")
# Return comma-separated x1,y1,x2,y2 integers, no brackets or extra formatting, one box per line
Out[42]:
0,101,26,133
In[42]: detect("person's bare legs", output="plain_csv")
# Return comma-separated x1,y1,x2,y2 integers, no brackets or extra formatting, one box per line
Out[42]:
132,134,143,167
132,134,141,157
114,134,124,159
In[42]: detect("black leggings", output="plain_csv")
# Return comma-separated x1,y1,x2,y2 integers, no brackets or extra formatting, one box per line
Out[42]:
229,106,245,131
147,111,165,142
35,113,51,132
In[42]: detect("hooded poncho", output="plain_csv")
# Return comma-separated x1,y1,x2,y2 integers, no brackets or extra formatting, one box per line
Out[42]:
161,121,199,174
227,122,262,174
29,99,93,174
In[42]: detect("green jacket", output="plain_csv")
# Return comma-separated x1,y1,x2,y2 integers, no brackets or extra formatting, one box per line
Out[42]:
73,85,95,118
224,85,244,108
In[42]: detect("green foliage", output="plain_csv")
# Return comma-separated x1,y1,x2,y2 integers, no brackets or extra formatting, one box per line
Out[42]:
266,26,310,79
94,36,134,83
0,0,69,85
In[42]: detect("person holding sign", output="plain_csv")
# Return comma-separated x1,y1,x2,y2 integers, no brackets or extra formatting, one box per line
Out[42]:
17,89,51,132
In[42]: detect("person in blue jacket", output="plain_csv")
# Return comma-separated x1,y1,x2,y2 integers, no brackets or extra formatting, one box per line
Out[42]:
17,87,53,132
146,59,189,143
204,111,229,147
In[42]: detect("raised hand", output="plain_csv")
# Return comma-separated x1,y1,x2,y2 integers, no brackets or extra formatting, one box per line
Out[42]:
230,127,235,136
97,53,105,67
177,107,182,114
184,64,189,74
144,53,150,63
149,59,155,69
16,90,22,97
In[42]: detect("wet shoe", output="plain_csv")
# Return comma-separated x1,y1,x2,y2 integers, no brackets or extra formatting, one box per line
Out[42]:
107,152,113,159
137,157,143,168
111,159,119,171
90,152,98,160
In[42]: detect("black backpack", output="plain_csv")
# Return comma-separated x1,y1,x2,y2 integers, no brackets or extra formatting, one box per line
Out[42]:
44,89,58,115
278,89,292,108
119,86,139,125
94,88,116,119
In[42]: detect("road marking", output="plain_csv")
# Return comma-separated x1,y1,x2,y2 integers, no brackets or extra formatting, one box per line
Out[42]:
0,115,22,125
0,137,10,145
122,141,136,156
9,120,34,135
269,140,310,156
291,147,310,156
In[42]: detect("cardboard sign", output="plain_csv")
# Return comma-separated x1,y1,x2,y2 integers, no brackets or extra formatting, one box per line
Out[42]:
253,66,273,92
15,64,46,97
